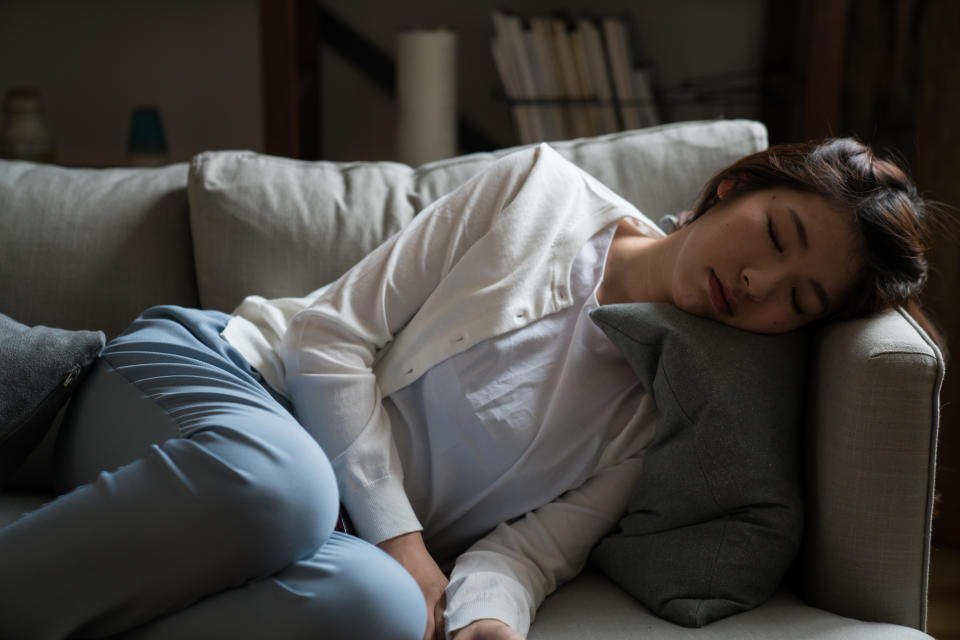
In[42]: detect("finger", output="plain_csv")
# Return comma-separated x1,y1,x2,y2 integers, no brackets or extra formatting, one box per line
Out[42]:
421,599,436,640
433,593,446,640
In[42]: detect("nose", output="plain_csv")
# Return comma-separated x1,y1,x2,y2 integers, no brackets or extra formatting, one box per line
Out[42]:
740,265,783,301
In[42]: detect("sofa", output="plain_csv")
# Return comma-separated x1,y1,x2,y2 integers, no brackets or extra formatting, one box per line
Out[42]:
0,119,942,639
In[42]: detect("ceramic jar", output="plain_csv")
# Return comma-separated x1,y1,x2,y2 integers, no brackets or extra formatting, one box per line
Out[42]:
0,88,55,163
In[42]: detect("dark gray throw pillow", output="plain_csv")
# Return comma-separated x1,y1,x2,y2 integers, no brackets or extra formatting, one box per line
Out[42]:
589,303,806,627
0,313,105,488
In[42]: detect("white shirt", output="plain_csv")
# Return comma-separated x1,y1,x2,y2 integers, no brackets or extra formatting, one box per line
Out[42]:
387,224,647,563
222,143,664,636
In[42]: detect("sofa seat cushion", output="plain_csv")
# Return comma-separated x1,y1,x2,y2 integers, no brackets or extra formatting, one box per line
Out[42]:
528,568,932,640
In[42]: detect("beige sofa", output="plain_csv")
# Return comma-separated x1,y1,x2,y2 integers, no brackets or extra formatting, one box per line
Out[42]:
0,120,941,639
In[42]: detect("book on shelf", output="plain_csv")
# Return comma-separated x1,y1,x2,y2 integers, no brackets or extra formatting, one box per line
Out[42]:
491,10,543,143
491,10,659,143
549,17,593,138
527,16,567,141
575,16,619,136
632,67,661,127
568,20,600,137
600,16,642,131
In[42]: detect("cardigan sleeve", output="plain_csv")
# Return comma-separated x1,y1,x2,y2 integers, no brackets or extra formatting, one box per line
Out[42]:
443,398,656,638
279,144,554,544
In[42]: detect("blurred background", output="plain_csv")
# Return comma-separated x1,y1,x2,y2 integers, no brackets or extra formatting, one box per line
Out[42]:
1,0,958,634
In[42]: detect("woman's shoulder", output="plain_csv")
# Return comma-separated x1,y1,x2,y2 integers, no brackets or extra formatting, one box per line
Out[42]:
617,212,667,239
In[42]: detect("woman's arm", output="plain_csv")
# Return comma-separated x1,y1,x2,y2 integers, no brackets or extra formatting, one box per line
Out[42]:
279,145,566,640
452,619,524,640
379,531,451,640
444,437,650,638
280,144,548,545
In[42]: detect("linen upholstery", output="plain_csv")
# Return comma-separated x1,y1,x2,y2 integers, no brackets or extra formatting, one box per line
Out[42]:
408,118,768,217
188,120,767,313
588,303,805,626
0,161,198,338
526,568,933,640
188,155,417,313
799,308,942,630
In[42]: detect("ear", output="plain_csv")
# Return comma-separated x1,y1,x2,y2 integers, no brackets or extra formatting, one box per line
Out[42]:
717,178,737,200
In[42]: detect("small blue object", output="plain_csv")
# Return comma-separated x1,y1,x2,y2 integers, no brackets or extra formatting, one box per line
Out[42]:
127,106,167,153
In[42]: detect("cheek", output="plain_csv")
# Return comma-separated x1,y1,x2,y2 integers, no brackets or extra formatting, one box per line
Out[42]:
670,260,707,312
673,239,709,288
681,218,751,270
673,288,703,314
737,306,799,334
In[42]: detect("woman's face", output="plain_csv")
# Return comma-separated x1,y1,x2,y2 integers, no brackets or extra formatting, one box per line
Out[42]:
670,184,864,334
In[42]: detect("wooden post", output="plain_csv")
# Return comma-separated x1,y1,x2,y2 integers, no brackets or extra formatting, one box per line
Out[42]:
801,0,851,140
259,0,319,159
760,0,850,144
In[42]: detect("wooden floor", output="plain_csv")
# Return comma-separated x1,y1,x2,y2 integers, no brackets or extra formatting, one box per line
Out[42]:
929,545,960,640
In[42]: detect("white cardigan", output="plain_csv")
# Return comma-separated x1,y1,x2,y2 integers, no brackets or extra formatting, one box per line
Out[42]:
223,143,663,636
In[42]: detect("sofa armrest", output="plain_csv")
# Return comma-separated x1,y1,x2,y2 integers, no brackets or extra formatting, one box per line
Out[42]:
799,308,943,631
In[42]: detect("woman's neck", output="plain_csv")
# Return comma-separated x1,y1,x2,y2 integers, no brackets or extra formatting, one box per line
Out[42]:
598,219,681,306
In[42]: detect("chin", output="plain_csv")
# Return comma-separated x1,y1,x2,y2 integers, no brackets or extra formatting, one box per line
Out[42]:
674,298,716,322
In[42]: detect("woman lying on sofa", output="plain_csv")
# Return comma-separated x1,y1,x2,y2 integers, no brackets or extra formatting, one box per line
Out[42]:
0,137,935,640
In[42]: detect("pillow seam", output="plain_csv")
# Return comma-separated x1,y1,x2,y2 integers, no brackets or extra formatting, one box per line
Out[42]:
0,372,71,445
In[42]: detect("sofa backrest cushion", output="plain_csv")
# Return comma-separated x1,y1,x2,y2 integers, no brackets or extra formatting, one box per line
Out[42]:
0,161,198,338
188,119,767,312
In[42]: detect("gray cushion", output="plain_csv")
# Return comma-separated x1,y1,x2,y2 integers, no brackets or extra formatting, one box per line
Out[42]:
0,313,104,488
0,160,198,338
588,303,806,627
188,120,767,313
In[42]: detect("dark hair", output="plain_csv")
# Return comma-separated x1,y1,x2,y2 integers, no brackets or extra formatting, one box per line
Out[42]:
684,137,936,327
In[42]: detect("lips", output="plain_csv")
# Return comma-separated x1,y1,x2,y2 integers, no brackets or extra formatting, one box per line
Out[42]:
709,270,735,316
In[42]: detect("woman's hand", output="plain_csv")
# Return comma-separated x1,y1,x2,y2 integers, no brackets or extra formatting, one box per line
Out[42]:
378,531,449,640
452,619,524,640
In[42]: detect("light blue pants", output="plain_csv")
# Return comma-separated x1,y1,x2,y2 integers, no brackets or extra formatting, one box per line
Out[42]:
0,306,427,640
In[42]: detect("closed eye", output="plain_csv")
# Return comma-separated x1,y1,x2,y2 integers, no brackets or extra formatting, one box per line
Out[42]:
767,216,783,253
791,288,804,315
